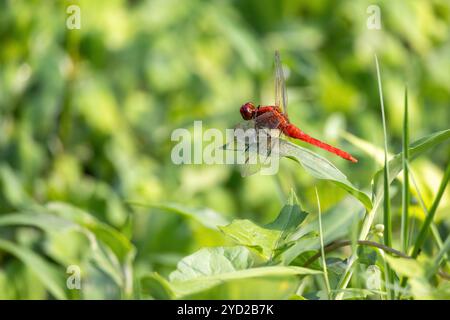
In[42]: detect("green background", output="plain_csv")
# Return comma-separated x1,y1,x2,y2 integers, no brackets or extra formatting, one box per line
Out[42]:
0,0,449,299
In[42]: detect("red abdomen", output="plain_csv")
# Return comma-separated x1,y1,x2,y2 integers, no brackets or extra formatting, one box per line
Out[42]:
282,124,358,163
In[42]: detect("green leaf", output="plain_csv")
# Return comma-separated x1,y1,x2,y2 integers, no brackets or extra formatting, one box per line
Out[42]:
46,202,135,262
289,294,307,300
281,197,364,264
0,208,131,291
265,190,308,236
384,256,424,278
329,288,385,300
0,239,67,300
357,246,378,266
411,163,450,259
224,137,371,210
278,140,372,210
336,116,450,300
183,277,302,300
166,246,320,297
374,54,393,299
0,212,77,233
169,246,256,282
131,202,229,230
359,129,450,241
0,165,33,208
427,235,450,279
219,191,308,259
342,132,387,164
372,129,450,202
386,254,450,299
46,203,136,297
219,220,279,258
140,273,174,300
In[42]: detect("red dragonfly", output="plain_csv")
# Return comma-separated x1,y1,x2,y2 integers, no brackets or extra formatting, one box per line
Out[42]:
238,51,357,163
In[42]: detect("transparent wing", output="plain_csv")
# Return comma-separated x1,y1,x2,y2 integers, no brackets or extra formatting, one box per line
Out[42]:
274,50,288,117
238,131,280,177
233,111,281,133
226,115,283,177
239,158,262,177
254,111,282,131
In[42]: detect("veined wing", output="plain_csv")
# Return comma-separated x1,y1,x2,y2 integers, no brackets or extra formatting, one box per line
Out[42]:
274,50,288,117
254,111,282,132
230,115,283,177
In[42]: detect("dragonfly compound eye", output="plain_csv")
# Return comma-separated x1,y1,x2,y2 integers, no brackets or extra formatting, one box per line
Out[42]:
240,102,256,120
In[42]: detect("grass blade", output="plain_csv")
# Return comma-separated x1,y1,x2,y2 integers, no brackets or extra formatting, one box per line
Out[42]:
401,86,410,253
0,239,67,300
399,163,450,291
374,55,392,248
336,129,450,299
315,188,331,299
407,165,446,256
374,54,394,299
410,162,450,258
427,236,450,279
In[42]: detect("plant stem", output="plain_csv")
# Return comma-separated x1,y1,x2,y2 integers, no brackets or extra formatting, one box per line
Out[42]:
315,188,331,299
302,239,450,280
401,86,410,253
303,240,410,266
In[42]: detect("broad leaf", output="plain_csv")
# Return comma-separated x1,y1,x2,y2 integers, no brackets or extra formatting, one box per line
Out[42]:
278,140,371,210
219,220,280,258
265,191,308,236
384,256,424,278
164,246,320,297
169,246,256,282
281,197,364,264
219,191,308,259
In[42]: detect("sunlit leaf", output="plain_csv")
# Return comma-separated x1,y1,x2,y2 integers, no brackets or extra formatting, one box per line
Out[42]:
281,197,364,264
164,246,320,297
220,191,308,259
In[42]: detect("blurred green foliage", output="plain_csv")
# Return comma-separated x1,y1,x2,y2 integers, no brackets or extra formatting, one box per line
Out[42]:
0,0,449,299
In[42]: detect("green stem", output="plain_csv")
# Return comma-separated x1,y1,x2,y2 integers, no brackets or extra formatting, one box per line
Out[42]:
401,86,410,253
303,240,410,266
315,188,331,299
375,54,394,299
303,239,450,280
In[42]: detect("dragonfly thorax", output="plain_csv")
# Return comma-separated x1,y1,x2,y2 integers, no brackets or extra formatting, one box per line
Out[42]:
240,102,256,120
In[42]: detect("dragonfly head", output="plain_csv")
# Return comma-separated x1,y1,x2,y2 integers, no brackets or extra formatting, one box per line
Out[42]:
240,102,256,120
